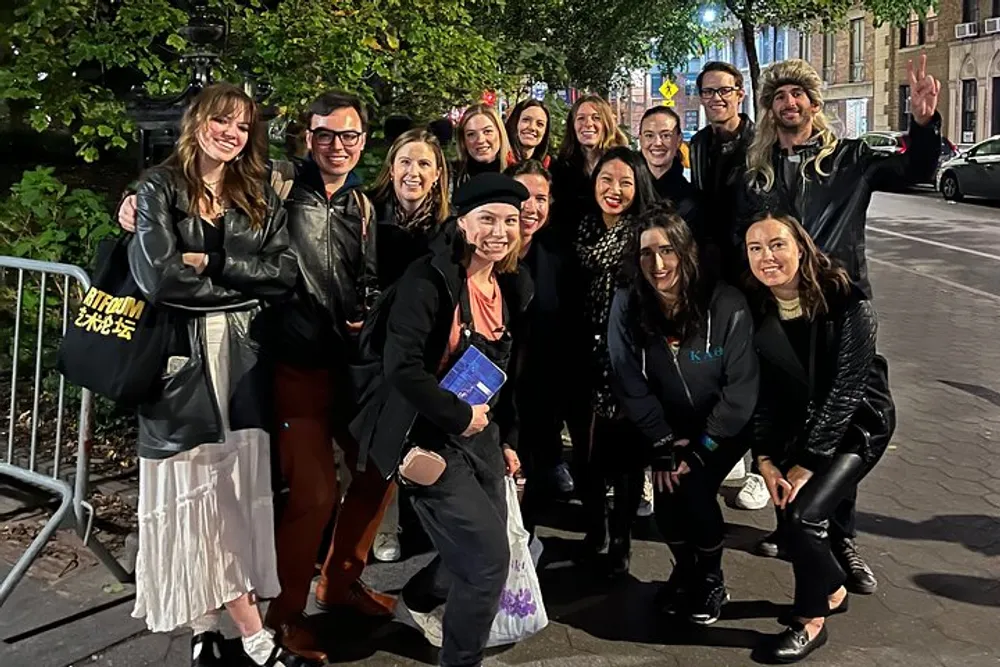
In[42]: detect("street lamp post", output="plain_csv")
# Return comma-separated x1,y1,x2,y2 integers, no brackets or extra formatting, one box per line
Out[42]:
126,0,226,170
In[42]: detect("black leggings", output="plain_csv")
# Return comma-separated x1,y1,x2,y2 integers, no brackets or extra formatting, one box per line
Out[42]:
654,439,749,559
782,453,868,618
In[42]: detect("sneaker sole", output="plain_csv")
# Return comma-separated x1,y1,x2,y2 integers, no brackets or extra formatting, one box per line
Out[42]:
735,498,769,510
689,593,730,625
845,579,877,595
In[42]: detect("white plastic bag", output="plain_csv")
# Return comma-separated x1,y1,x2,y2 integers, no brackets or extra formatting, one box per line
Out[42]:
486,476,549,647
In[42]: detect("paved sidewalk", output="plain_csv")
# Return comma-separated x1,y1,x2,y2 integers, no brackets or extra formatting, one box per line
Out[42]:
3,223,999,666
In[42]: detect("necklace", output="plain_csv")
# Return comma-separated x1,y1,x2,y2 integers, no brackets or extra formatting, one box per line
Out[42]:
776,295,803,320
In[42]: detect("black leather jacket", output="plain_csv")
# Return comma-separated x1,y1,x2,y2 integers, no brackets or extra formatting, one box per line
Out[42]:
276,159,377,368
128,166,297,459
751,286,895,470
736,114,941,298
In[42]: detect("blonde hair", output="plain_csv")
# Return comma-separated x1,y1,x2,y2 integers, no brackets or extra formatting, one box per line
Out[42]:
557,94,629,163
457,213,522,274
746,60,839,193
164,83,268,229
370,128,450,226
456,105,511,180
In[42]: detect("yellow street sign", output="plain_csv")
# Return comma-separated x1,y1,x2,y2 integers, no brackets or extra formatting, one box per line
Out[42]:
658,79,679,99
662,99,676,107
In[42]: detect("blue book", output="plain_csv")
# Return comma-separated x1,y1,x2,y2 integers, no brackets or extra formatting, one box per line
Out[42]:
440,346,507,405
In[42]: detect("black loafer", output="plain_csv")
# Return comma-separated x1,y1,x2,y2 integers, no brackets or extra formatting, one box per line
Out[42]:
762,623,828,664
191,631,224,667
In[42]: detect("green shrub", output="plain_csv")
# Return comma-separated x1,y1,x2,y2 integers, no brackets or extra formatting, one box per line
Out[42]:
0,167,118,269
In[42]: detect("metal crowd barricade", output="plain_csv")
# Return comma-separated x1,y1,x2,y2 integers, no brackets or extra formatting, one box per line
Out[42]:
0,256,131,609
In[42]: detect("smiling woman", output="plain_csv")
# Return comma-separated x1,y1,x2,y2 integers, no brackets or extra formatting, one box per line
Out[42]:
453,104,511,189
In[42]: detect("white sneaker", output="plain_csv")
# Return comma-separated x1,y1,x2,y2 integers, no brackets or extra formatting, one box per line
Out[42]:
373,531,401,562
395,598,444,647
725,458,746,482
637,469,654,517
735,473,769,510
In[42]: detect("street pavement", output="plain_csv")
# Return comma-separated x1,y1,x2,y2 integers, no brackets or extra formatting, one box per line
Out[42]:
2,191,999,667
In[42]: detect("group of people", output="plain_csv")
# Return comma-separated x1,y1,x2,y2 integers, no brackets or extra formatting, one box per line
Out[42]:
116,50,941,667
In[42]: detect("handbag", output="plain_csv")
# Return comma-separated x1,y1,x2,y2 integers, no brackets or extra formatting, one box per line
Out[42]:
57,235,171,404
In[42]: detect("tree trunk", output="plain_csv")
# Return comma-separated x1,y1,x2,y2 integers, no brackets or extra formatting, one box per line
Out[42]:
742,18,761,106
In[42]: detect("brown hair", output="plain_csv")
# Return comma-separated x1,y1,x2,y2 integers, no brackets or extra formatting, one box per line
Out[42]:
370,128,450,226
746,212,851,320
305,90,368,130
696,61,745,91
557,94,629,163
455,104,511,180
505,99,551,164
164,83,268,229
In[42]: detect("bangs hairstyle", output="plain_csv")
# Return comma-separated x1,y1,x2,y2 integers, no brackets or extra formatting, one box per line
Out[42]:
305,90,368,130
746,59,839,192
165,82,268,229
590,146,656,219
623,202,707,344
456,104,511,179
558,94,629,163
745,212,851,320
505,99,551,164
370,128,451,226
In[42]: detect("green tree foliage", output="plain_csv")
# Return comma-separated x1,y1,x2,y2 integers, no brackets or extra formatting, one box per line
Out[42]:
720,0,938,95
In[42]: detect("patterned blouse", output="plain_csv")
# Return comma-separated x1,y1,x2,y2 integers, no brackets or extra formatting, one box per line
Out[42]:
575,213,636,418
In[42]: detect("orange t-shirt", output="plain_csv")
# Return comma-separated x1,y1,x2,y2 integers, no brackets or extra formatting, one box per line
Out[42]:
439,275,504,371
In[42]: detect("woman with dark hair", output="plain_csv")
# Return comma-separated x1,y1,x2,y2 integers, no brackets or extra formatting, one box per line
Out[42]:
745,213,894,663
364,173,532,667
505,99,551,168
573,146,655,575
127,83,299,666
503,159,576,526
370,128,453,288
607,204,758,624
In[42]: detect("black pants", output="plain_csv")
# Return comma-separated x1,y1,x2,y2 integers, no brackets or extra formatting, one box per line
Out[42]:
782,453,867,618
403,434,509,667
518,396,569,536
577,415,645,552
655,439,749,555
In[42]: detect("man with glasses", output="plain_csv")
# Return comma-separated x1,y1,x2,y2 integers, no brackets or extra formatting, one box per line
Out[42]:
267,91,397,663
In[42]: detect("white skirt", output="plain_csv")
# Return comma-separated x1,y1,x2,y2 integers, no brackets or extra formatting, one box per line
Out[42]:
132,312,280,633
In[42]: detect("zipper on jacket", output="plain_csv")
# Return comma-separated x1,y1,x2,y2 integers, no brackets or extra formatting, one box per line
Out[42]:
669,344,695,408
200,316,226,443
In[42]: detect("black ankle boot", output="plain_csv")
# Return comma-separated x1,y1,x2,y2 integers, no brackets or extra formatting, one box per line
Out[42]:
605,538,631,578
834,537,877,594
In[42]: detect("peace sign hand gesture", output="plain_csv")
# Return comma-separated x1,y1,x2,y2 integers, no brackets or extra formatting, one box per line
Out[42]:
908,53,940,127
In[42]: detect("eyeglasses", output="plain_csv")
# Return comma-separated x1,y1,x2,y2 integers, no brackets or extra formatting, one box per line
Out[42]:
308,128,364,148
699,86,740,100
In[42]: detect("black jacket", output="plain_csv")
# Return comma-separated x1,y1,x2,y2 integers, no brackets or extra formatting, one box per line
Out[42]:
350,242,534,479
608,283,758,467
275,160,377,368
128,166,297,459
735,114,941,298
751,286,895,470
374,195,454,289
649,165,703,241
548,155,597,249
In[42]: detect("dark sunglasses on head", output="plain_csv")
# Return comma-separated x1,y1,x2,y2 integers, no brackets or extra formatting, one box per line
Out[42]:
308,128,364,147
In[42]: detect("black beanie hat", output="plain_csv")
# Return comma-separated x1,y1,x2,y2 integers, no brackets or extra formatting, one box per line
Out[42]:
454,172,529,217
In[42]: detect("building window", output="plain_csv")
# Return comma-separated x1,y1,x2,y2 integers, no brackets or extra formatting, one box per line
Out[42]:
735,38,747,69
651,72,664,98
900,11,926,47
898,85,911,130
823,33,836,82
850,19,865,82
962,0,979,23
776,28,787,60
962,79,977,143
760,27,774,64
799,32,812,60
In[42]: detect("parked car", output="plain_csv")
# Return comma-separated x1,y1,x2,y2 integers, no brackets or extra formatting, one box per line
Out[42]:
860,131,960,185
937,135,1000,202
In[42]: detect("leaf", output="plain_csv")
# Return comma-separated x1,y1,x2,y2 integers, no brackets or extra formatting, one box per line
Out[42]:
96,125,113,137
165,34,186,51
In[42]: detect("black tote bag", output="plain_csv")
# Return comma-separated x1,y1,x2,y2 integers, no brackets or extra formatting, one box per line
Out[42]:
57,235,171,404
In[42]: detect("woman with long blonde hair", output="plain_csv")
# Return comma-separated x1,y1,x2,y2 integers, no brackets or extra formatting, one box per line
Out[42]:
453,103,511,189
128,82,299,667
